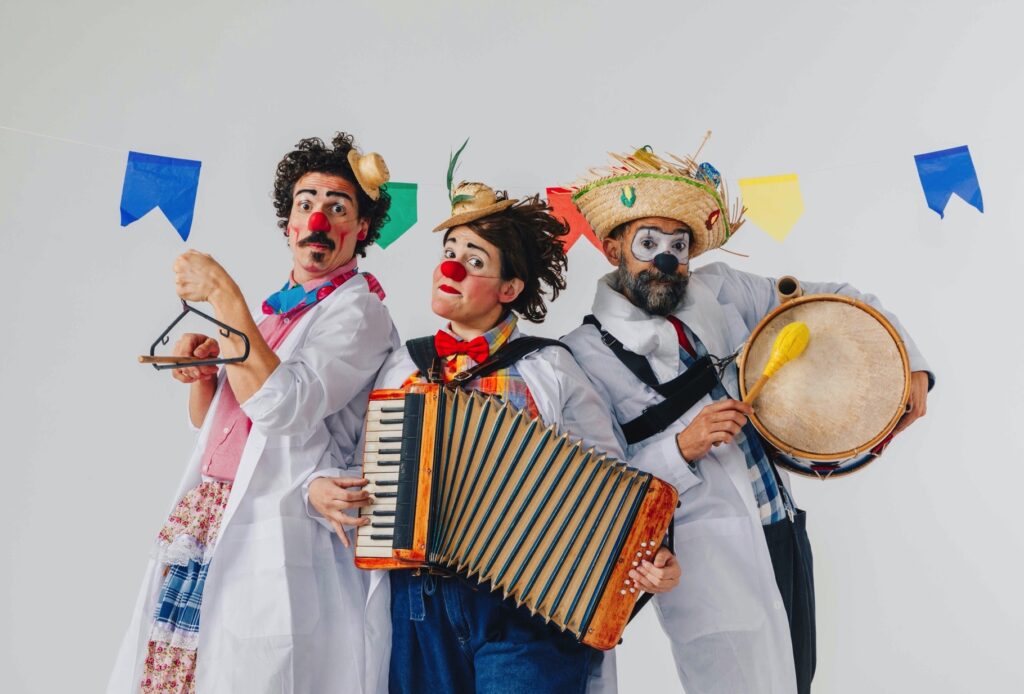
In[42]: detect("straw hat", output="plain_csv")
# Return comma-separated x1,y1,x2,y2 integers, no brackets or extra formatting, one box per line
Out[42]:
346,149,390,200
432,138,518,231
433,181,517,231
570,137,745,258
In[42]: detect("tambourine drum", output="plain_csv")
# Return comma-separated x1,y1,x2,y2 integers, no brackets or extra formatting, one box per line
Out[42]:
738,291,911,479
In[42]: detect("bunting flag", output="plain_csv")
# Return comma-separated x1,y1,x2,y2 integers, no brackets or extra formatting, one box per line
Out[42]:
738,174,804,242
375,182,418,248
546,187,601,251
914,145,983,218
119,151,202,241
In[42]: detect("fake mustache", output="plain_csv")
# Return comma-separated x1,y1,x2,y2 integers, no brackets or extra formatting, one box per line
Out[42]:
297,231,336,250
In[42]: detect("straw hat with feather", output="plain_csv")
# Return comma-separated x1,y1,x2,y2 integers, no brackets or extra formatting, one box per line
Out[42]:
433,138,519,231
570,134,745,258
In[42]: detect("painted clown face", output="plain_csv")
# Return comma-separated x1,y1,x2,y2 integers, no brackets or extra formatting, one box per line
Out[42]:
286,172,369,283
603,216,692,316
431,226,523,331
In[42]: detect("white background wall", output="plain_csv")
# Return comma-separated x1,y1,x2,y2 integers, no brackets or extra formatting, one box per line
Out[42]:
2,1,1022,691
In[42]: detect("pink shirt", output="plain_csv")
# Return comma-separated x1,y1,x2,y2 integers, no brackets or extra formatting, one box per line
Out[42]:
200,260,359,481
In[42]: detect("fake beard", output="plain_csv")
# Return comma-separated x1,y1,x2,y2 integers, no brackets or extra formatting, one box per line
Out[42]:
617,257,689,316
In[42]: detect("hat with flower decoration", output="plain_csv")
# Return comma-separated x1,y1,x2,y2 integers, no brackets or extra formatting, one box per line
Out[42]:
570,132,745,258
433,139,518,231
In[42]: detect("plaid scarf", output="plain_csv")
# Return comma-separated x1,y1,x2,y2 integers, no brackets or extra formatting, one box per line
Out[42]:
404,313,539,418
679,323,791,525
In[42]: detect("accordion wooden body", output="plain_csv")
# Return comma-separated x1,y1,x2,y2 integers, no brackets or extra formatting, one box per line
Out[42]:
354,383,678,650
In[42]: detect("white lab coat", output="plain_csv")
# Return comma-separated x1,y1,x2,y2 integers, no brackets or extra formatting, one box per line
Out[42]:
562,262,932,694
108,275,400,694
308,330,627,694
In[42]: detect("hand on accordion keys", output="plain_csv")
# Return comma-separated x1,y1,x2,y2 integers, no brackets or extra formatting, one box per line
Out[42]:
628,546,681,593
308,476,374,548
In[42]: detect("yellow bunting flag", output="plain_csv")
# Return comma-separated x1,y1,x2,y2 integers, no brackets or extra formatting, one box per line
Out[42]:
737,174,804,242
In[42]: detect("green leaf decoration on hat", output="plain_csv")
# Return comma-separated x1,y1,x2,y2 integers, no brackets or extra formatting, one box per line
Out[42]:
620,185,637,208
446,137,470,204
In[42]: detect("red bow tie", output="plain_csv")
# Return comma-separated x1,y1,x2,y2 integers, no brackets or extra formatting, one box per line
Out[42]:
434,331,490,363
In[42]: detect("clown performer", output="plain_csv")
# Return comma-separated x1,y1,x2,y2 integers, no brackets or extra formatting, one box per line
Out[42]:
308,148,681,694
108,133,400,694
561,143,934,694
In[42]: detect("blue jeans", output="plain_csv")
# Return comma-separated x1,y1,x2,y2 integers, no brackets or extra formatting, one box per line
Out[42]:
389,570,600,694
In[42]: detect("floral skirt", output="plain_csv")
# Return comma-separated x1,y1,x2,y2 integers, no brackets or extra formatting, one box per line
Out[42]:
140,480,231,694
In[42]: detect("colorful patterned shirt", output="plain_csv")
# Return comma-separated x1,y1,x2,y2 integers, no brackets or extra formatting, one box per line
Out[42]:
403,312,539,419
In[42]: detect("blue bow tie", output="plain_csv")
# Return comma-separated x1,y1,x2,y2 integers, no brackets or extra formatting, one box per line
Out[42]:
264,283,313,315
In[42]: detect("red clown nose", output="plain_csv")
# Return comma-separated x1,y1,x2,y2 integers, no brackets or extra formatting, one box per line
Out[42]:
440,260,467,282
307,211,331,232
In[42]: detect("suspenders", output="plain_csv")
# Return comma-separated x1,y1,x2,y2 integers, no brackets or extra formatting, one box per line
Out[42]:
406,334,572,385
581,315,720,446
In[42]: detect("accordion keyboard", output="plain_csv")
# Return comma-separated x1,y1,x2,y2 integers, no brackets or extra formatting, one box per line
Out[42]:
356,398,406,558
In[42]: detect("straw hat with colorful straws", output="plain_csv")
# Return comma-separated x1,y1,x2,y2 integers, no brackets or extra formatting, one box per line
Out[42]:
570,133,745,258
433,139,518,231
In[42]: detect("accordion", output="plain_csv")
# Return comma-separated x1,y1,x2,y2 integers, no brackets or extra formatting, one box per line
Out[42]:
354,383,678,650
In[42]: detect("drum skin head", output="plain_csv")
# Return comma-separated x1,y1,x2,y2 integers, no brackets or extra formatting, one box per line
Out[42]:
741,295,910,462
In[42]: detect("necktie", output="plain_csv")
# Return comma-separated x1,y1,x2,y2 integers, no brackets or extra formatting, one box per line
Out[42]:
666,315,695,357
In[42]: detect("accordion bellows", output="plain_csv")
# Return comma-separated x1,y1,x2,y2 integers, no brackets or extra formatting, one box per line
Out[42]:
355,384,678,650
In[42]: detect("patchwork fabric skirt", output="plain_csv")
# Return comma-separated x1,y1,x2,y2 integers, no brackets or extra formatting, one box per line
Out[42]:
140,480,231,694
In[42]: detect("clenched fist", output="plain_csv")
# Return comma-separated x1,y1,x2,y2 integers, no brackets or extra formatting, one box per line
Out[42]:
172,250,234,303
675,399,753,463
170,333,220,384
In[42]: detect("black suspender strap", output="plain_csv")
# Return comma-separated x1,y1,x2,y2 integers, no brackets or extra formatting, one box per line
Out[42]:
582,314,720,446
461,336,571,382
404,334,572,386
581,315,661,391
620,358,718,445
406,336,443,383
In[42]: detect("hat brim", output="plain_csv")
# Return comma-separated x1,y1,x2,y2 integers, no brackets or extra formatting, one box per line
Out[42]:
572,174,731,257
432,199,518,231
347,150,382,200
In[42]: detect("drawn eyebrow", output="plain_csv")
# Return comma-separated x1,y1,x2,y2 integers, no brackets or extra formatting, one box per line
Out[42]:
637,226,689,236
295,188,317,197
465,242,491,258
443,236,491,259
325,191,354,202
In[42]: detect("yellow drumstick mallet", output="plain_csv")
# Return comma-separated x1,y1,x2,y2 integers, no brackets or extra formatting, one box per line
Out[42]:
743,321,811,404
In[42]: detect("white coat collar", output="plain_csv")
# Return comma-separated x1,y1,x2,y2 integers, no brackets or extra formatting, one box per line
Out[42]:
590,268,732,383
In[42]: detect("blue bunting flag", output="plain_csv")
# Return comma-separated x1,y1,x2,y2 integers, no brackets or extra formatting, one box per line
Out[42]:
120,151,202,241
913,145,983,218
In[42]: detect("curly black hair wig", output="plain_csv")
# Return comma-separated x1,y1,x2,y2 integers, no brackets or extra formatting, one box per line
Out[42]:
453,194,570,323
272,132,391,257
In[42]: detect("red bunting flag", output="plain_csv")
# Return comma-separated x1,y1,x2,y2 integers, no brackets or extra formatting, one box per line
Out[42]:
546,187,601,252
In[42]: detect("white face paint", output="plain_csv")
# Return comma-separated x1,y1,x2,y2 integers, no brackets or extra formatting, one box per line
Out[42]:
630,227,690,264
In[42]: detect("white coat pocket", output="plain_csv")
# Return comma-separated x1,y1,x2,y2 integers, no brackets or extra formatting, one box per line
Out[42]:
656,515,768,645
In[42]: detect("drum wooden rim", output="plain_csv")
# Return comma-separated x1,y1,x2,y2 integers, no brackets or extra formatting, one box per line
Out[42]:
737,294,911,463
